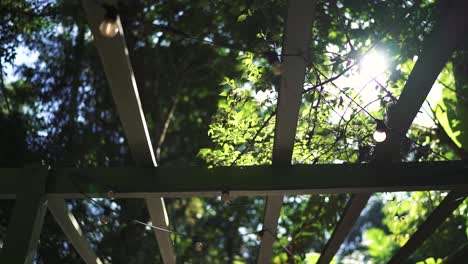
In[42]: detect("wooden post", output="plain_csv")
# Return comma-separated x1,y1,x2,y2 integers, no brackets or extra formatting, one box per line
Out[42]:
1,165,48,263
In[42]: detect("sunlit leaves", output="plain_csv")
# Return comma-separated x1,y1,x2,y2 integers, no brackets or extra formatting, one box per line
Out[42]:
416,257,442,264
364,228,399,263
364,191,467,263
237,14,248,22
199,75,275,166
436,60,468,152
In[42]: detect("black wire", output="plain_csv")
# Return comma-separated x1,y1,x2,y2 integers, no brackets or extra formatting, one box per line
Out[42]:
66,172,283,244
313,66,451,161
67,172,190,237
67,172,300,256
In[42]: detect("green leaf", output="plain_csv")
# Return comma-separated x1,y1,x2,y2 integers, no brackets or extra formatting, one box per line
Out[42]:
237,14,248,22
436,62,468,152
416,257,442,264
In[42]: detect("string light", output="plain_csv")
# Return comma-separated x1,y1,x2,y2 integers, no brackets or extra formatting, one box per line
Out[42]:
107,190,115,200
264,51,283,76
313,65,450,160
373,119,387,143
221,191,231,205
194,241,204,252
99,5,119,38
272,62,283,76
66,173,312,257
257,229,264,241
45,10,450,255
101,208,111,224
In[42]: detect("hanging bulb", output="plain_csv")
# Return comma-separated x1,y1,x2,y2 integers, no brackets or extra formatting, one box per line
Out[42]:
101,214,110,224
99,5,119,38
373,119,387,143
256,230,264,241
107,190,115,200
264,51,282,76
194,241,204,252
99,19,118,38
373,130,386,142
101,208,111,224
221,191,231,205
272,62,283,76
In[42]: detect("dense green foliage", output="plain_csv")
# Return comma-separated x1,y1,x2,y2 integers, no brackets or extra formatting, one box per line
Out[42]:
1,0,467,263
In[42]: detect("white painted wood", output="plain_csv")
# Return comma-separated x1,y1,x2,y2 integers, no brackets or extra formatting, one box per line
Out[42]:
81,1,176,263
48,198,103,264
146,195,176,263
258,0,317,262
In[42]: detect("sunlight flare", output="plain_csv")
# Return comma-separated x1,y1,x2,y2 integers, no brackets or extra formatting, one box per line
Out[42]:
360,51,388,78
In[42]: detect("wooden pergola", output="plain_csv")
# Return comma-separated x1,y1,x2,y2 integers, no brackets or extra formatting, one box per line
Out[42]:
1,0,468,263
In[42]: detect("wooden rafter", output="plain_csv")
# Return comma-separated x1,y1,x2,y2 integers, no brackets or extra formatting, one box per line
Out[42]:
1,1,465,262
384,2,468,263
317,1,468,262
81,1,175,263
257,0,317,262
0,161,467,198
374,0,468,162
48,198,103,264
317,194,370,264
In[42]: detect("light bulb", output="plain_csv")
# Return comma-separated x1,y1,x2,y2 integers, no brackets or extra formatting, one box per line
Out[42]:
257,230,264,241
107,190,115,200
194,242,204,252
373,119,387,142
101,208,111,224
221,191,231,205
272,62,283,76
373,130,386,142
99,19,118,38
101,214,110,224
99,5,119,38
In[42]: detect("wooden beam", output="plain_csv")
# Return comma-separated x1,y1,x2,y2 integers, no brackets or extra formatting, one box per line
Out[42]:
316,195,370,264
317,1,468,262
42,161,468,196
258,0,316,262
146,195,173,259
1,161,468,198
48,198,103,264
271,0,316,165
388,191,467,264
374,0,468,162
317,194,370,264
258,195,283,262
1,166,48,264
386,2,468,263
81,0,156,165
81,1,175,263
0,161,465,198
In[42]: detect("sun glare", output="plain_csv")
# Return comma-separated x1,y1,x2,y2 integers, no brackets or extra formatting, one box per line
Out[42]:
360,51,388,78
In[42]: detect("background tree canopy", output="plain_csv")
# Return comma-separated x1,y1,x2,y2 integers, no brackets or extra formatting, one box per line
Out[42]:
1,0,467,263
